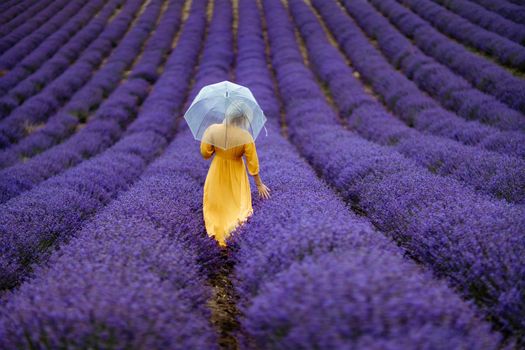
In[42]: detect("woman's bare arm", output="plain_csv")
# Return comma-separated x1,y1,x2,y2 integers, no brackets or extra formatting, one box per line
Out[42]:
253,173,271,199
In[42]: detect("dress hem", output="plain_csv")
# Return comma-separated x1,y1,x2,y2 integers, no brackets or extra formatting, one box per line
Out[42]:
209,208,254,247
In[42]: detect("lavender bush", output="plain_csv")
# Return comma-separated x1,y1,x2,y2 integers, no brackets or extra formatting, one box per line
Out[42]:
338,0,525,133
0,0,207,291
0,0,56,37
227,0,509,348
261,0,525,341
0,0,158,147
312,0,525,159
369,0,525,114
0,0,239,347
0,215,219,349
0,0,523,347
431,0,525,43
0,0,70,53
242,250,505,349
288,0,525,204
0,0,86,68
396,0,525,69
0,0,182,171
0,0,123,99
0,0,167,201
470,0,525,24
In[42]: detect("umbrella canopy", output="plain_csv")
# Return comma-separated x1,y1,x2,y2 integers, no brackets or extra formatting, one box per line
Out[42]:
183,80,267,149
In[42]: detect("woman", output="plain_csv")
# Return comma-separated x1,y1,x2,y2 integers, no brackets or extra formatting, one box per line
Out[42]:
200,102,271,248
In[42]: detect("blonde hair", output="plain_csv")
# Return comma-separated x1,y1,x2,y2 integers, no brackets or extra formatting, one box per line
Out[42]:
225,100,252,129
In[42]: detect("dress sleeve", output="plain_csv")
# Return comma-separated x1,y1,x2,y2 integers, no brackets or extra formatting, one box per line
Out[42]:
244,141,259,176
200,125,215,159
200,141,214,159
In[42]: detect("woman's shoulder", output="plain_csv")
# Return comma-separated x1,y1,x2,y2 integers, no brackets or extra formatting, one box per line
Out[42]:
227,125,253,143
240,129,254,143
206,123,223,134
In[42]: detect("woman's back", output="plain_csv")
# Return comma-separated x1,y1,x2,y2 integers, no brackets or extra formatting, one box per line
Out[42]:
200,123,260,247
202,123,254,152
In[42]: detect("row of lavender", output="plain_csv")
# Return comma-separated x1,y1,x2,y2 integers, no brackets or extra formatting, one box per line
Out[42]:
227,0,509,348
370,0,525,114
340,0,525,135
0,0,121,109
0,0,125,169
397,0,525,69
325,0,525,160
0,0,71,54
0,0,167,203
430,0,525,43
1,0,520,166
0,0,496,347
0,0,153,147
286,0,525,205
0,3,181,176
0,0,104,81
264,0,525,342
0,0,53,32
0,0,242,349
0,0,522,347
470,0,525,24
0,0,186,290
0,0,224,347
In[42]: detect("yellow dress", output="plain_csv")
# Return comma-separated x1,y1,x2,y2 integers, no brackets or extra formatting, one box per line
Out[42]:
200,123,260,247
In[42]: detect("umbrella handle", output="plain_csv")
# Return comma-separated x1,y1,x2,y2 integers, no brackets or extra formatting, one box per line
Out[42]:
264,125,268,137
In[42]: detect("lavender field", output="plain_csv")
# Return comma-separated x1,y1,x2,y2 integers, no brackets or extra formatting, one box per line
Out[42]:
0,0,524,348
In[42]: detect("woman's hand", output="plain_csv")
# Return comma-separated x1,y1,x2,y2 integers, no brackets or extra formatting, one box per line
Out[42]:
253,173,270,199
257,183,271,199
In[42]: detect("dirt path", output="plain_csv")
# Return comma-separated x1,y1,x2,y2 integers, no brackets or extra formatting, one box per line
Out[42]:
207,249,241,350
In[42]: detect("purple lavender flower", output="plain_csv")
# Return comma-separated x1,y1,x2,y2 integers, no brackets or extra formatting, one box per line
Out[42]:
260,0,525,341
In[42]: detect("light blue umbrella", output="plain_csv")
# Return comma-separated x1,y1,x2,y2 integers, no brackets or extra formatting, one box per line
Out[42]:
183,80,268,149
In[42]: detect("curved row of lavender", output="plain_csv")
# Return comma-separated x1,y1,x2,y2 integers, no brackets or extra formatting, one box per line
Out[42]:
0,0,126,168
0,0,68,52
0,0,523,347
0,0,56,37
339,0,525,134
315,0,525,160
0,0,111,122
0,0,165,200
470,0,525,24
288,0,525,204
0,0,84,64
0,0,198,291
503,1,525,10
396,0,525,70
431,0,525,44
226,0,506,348
0,0,154,147
0,0,37,25
0,1,225,347
1,0,22,11
0,0,237,349
0,0,123,102
0,0,183,193
507,1,525,9
0,0,106,80
369,0,525,114
261,0,524,342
